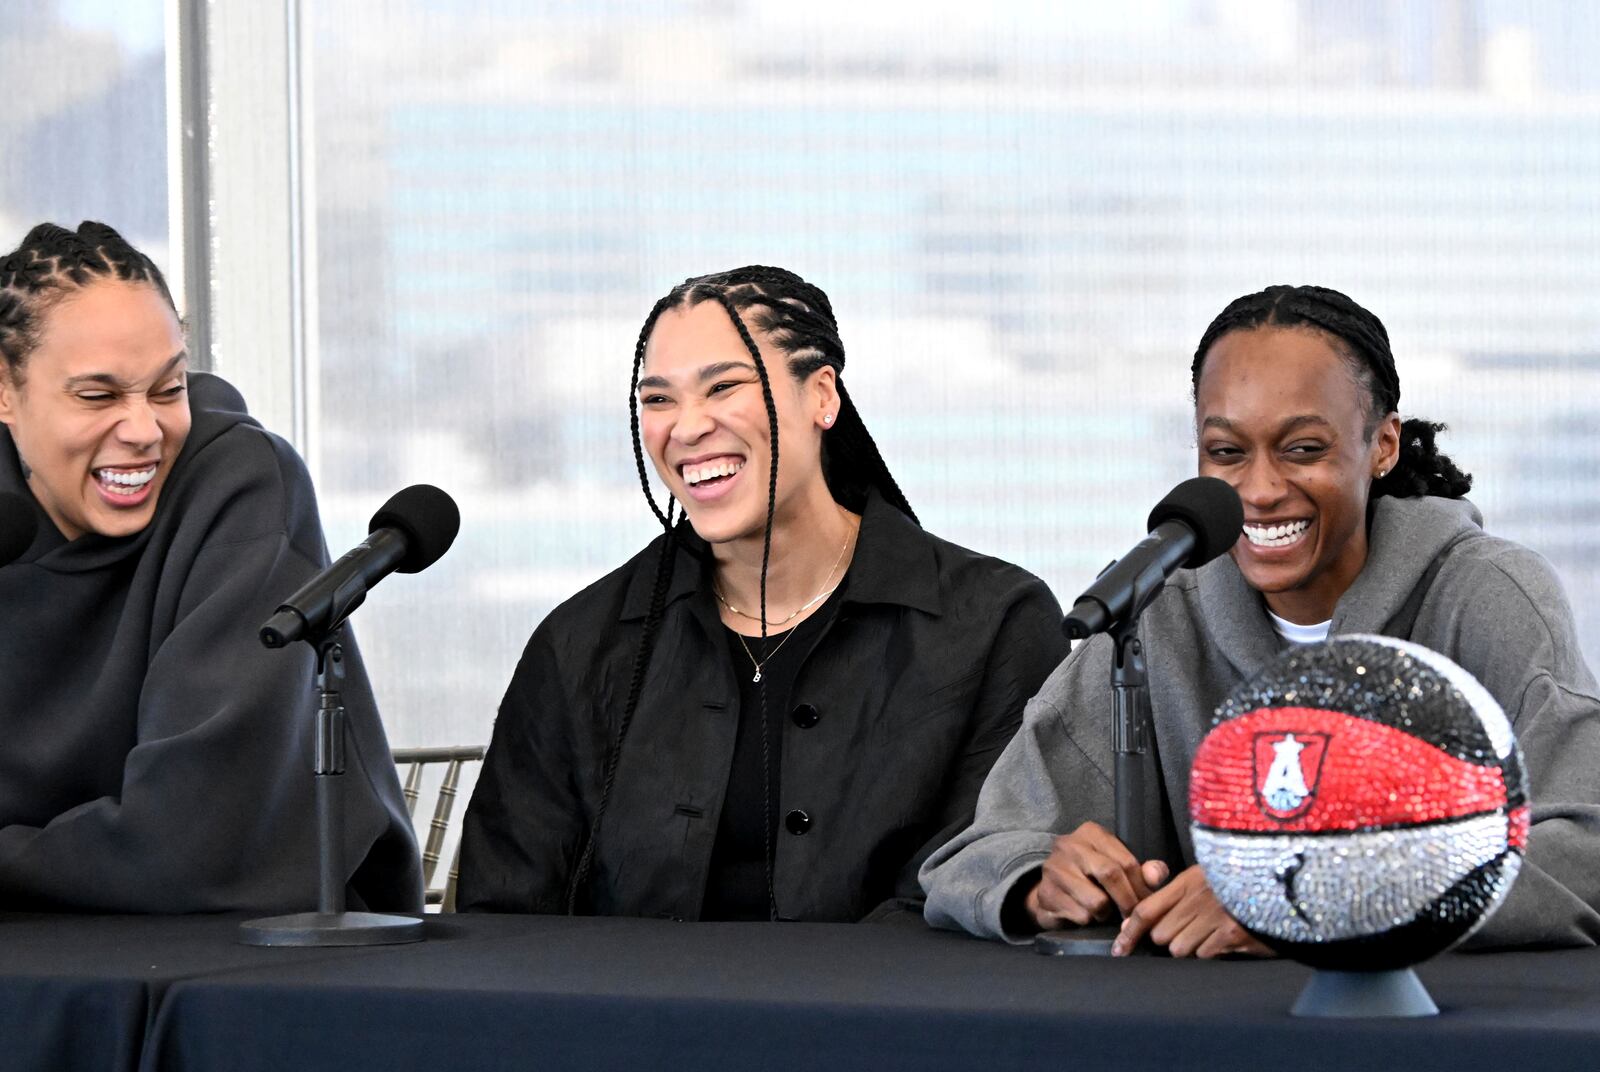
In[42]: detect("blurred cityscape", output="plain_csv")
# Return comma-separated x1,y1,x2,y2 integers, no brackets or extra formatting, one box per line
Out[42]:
0,2,166,262
5,2,1600,752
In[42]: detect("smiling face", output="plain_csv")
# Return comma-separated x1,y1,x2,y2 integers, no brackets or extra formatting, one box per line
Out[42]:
637,299,837,545
1195,326,1399,624
0,281,190,541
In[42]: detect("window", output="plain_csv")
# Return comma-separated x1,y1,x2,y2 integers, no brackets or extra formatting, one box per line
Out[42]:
0,3,168,268
284,2,1600,746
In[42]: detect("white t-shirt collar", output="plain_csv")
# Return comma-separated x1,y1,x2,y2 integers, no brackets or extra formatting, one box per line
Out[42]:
1267,609,1331,645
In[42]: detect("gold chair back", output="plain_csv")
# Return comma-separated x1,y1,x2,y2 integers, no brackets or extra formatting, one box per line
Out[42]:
391,745,487,912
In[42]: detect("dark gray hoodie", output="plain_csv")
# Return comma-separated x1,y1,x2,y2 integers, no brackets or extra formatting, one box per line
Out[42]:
0,373,421,912
922,494,1600,949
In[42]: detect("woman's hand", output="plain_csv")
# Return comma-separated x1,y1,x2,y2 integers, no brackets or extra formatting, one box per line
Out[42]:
1111,864,1274,958
1026,821,1170,929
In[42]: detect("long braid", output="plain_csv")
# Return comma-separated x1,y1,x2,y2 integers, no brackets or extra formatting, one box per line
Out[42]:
0,221,176,377
1191,284,1471,501
629,295,679,529
834,383,916,524
565,298,681,913
711,290,783,922
564,505,676,914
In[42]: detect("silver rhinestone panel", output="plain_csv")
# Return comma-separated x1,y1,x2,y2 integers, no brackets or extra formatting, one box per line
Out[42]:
1194,813,1516,944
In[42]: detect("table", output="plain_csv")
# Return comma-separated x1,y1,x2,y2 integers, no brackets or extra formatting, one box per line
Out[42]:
2,913,1596,1072
0,912,540,1071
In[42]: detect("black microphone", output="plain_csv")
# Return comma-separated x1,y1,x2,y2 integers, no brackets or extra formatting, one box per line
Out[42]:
0,491,38,567
1063,476,1243,640
260,484,460,648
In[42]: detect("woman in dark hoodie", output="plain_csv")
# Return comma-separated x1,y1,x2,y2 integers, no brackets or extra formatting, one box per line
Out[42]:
0,221,420,912
922,284,1600,956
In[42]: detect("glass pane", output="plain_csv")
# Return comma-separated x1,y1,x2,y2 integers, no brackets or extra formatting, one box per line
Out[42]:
309,1,1600,749
0,1,168,263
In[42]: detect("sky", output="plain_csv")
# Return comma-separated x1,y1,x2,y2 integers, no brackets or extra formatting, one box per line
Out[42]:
56,0,162,56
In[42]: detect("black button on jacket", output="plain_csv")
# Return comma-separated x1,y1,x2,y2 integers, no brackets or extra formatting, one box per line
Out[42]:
458,490,1067,922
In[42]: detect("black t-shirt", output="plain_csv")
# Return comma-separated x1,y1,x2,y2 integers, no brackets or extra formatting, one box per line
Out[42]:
702,583,846,921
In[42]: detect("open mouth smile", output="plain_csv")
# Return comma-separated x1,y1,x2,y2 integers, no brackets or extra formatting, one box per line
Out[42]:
1242,519,1310,549
677,454,747,502
92,463,159,506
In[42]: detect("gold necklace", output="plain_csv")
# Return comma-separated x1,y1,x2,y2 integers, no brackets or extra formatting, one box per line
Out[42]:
714,531,852,628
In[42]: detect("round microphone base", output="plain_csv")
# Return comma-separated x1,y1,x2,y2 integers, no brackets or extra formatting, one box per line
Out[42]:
237,911,425,947
1033,925,1123,957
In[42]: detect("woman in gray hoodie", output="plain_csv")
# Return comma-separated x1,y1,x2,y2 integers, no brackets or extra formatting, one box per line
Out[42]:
921,284,1600,956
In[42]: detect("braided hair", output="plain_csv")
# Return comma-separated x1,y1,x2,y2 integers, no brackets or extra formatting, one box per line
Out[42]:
564,266,914,918
0,222,177,383
1191,285,1472,500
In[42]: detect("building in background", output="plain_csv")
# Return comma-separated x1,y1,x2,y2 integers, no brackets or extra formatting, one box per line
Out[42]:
304,0,1600,746
3,2,1596,750
0,1,166,257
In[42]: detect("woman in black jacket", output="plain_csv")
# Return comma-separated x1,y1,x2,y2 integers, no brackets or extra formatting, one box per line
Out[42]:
459,266,1066,921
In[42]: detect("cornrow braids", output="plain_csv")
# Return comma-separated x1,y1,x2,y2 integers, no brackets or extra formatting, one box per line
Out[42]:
0,221,176,382
676,266,915,522
1191,284,1471,501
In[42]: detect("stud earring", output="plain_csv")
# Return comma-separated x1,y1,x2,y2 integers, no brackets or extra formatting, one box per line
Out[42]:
1377,468,1389,479
823,414,834,426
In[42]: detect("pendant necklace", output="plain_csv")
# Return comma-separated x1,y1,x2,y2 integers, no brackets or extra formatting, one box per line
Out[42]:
722,530,853,683
734,628,803,684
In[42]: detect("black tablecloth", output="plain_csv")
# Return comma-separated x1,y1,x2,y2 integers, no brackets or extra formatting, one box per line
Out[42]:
3,913,1597,1072
0,912,543,1072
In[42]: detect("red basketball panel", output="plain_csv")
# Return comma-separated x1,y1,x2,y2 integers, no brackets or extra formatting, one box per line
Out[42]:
1508,804,1530,851
1192,707,1511,833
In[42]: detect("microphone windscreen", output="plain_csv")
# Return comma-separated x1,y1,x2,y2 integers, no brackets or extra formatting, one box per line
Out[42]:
1147,476,1243,568
0,492,38,567
368,484,460,574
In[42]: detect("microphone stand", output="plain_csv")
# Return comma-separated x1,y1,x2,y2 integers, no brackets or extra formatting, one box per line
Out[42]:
238,628,424,947
1037,565,1165,959
1110,613,1152,863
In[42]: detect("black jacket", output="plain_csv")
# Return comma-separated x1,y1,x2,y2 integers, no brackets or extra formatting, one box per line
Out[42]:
0,374,421,913
459,490,1066,921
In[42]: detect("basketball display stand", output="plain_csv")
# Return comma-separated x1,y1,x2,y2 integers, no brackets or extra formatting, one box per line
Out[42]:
1291,968,1439,1018
238,631,425,947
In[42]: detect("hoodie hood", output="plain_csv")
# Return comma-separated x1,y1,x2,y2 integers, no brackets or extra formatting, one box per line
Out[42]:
0,372,257,572
1191,494,1486,682
1329,495,1485,634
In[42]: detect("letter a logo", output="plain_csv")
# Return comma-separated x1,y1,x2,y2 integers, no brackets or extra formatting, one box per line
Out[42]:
1253,731,1330,821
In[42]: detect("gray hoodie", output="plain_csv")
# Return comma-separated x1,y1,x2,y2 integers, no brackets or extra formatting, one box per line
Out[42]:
921,495,1600,949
